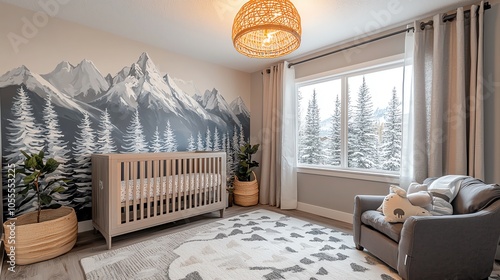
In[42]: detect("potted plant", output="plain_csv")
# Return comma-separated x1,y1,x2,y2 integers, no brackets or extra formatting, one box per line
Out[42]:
233,143,260,206
3,150,77,265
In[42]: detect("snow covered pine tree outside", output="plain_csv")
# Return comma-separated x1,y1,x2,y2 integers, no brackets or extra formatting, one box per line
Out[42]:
297,65,403,173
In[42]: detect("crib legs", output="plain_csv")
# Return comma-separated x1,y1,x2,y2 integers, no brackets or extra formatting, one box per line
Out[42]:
219,208,225,218
106,237,112,250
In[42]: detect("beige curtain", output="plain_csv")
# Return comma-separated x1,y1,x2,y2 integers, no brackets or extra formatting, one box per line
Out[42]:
260,61,297,208
401,1,485,186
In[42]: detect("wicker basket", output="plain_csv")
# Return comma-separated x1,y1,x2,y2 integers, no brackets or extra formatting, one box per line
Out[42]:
233,172,259,206
3,206,77,265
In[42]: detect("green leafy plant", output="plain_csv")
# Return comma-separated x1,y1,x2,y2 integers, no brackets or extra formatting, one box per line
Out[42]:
18,150,68,223
236,143,260,181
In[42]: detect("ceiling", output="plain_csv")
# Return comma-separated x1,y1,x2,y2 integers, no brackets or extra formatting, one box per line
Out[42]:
3,0,478,73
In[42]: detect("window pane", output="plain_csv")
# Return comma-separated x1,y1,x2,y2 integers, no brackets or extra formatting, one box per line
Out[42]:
347,67,403,171
297,79,341,166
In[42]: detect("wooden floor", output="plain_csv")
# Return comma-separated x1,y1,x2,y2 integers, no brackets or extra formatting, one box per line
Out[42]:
0,205,352,280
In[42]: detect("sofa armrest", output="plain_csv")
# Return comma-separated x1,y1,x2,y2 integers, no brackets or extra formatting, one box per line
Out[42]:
353,195,385,247
397,200,500,280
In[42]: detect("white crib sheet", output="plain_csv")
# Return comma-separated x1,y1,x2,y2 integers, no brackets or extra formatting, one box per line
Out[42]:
120,173,221,202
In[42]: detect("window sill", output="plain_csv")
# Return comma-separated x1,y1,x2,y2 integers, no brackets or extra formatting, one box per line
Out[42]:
297,166,399,184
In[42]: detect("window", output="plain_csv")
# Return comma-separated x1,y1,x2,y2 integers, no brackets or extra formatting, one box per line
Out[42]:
297,59,403,174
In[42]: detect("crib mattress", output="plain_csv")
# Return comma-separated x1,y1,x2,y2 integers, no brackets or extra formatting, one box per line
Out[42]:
120,173,221,202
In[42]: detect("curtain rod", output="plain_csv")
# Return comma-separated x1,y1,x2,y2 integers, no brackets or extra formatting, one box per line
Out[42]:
287,27,414,68
288,1,490,68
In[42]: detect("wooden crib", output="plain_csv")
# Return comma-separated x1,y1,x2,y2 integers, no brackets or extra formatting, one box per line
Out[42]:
91,151,226,249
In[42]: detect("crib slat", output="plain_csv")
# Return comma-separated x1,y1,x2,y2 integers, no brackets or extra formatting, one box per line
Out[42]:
124,161,129,224
182,158,187,210
139,161,144,219
217,156,220,203
172,159,177,213
200,157,203,205
217,158,222,203
219,156,222,202
143,161,151,218
194,157,199,207
166,159,170,214
210,157,214,205
153,160,158,217
189,157,194,208
132,161,137,222
159,160,164,215
214,156,217,203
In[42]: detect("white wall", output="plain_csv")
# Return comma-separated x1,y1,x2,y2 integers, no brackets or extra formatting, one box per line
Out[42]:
250,71,263,181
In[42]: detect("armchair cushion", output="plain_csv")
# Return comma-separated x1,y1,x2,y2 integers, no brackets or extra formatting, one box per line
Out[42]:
361,210,403,242
453,177,500,214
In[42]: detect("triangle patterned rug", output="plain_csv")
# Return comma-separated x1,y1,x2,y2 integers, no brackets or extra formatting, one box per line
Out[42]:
81,209,401,279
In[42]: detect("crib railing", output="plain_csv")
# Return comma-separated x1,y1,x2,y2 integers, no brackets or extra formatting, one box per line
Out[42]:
92,151,226,249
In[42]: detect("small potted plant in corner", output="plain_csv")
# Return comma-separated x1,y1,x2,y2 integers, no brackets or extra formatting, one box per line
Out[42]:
3,150,78,265
233,143,260,206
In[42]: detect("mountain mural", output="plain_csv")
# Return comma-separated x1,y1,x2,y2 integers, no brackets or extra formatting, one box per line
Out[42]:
0,52,250,221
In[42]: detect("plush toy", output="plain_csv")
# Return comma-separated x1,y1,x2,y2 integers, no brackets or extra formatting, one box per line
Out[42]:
406,182,433,211
382,185,432,223
381,175,471,223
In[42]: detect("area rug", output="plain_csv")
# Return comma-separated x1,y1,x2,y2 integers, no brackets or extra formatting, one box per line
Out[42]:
81,209,401,280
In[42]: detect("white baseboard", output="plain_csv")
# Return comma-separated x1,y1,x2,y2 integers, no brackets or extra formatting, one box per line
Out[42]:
78,220,93,233
297,202,353,225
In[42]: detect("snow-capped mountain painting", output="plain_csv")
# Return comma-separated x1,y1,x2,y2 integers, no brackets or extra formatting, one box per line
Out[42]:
1,52,250,222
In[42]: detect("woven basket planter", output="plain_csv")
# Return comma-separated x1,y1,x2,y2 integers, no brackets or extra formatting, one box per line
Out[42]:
233,172,259,206
3,206,77,265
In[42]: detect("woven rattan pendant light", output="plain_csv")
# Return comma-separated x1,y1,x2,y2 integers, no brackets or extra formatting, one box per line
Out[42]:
232,0,301,58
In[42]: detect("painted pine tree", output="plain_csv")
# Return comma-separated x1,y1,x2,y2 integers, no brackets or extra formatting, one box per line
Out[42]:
187,134,196,151
226,132,234,177
328,95,342,166
222,133,227,152
232,126,240,169
4,86,45,215
213,127,221,151
96,108,117,154
205,127,212,151
380,87,402,171
163,120,178,152
43,93,71,173
122,109,149,153
239,125,246,146
196,131,204,151
41,92,72,207
4,86,44,165
350,77,378,169
72,112,96,210
302,90,322,164
151,126,163,153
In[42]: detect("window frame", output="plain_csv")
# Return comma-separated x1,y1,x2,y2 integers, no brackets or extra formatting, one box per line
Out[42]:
295,54,404,183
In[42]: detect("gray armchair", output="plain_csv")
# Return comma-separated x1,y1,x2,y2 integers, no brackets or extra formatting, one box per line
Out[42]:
353,177,500,280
